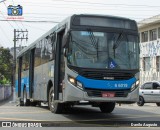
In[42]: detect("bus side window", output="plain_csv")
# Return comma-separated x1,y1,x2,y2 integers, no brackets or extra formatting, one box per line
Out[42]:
22,52,29,71
41,39,46,64
45,36,52,61
22,56,24,71
34,42,41,67
51,34,56,60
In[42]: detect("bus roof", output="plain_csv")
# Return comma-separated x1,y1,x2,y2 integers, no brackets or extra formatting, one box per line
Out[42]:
17,14,136,58
75,14,134,21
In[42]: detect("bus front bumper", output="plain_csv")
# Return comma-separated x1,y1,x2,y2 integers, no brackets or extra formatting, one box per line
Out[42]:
63,82,139,103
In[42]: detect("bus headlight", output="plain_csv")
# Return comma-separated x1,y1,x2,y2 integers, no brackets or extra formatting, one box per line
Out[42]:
68,76,76,86
68,75,83,90
131,80,139,92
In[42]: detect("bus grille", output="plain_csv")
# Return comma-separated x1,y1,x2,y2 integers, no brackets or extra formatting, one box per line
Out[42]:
85,89,129,97
80,71,133,80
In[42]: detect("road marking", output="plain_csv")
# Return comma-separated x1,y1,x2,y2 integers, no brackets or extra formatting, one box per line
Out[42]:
0,110,49,115
0,117,45,121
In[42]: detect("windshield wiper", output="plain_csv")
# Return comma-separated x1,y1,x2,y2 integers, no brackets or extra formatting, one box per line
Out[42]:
113,32,124,50
87,29,99,59
112,32,124,58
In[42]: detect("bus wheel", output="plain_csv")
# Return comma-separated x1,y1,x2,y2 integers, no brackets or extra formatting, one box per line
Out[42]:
48,87,63,114
23,88,30,106
99,102,115,113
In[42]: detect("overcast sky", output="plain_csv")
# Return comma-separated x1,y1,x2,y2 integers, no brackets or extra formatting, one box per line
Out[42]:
0,0,160,48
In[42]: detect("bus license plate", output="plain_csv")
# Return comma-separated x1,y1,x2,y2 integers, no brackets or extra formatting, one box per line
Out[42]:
102,92,115,98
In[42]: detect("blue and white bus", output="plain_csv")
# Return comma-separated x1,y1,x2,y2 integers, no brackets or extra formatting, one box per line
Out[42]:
16,14,140,113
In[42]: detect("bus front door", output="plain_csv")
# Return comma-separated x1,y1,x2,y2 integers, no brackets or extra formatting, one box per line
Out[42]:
18,57,22,97
54,29,65,100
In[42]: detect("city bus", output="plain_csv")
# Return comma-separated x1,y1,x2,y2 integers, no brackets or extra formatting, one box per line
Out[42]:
16,14,140,114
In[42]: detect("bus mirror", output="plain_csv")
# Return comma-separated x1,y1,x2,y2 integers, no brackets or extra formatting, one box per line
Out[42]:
62,35,68,47
63,48,67,57
62,32,70,48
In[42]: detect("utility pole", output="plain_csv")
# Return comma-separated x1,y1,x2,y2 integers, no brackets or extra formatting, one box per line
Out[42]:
13,29,28,88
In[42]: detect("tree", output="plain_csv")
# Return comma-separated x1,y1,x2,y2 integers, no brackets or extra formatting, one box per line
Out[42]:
0,47,13,84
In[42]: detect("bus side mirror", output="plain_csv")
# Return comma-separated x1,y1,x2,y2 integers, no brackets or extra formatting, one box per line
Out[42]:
63,48,67,57
62,31,70,48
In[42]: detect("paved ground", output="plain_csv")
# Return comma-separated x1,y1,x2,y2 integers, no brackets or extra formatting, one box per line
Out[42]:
0,92,160,128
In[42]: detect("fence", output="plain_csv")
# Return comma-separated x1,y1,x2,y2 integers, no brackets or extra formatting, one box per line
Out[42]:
0,85,12,101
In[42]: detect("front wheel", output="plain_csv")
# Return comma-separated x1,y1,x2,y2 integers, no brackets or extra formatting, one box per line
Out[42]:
48,87,63,114
156,103,160,107
99,102,115,113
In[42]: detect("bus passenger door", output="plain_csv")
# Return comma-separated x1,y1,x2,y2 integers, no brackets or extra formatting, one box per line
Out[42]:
54,29,65,100
18,57,22,97
29,48,35,98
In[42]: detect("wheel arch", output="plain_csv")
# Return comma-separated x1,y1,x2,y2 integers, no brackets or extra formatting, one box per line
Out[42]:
139,95,145,102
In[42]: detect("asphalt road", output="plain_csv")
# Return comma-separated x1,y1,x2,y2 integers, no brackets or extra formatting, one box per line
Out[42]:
0,98,160,128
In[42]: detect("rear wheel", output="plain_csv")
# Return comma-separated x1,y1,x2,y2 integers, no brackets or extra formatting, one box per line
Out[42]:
99,102,115,113
48,87,63,114
156,103,160,106
137,96,144,106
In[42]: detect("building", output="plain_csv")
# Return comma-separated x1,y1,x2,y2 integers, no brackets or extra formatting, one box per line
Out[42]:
138,15,160,84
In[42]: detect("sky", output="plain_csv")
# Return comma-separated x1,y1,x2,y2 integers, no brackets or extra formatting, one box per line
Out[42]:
0,0,160,48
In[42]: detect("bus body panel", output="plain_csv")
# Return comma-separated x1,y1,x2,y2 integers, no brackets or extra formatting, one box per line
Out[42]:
16,60,55,102
76,75,136,90
63,82,139,102
32,61,55,101
63,65,139,102
15,14,139,106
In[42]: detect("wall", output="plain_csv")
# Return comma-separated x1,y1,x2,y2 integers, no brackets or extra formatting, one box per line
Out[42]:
139,21,160,85
0,85,12,101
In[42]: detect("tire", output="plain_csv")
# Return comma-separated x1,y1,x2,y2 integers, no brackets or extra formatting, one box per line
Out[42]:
99,102,115,113
48,87,63,114
23,88,30,106
156,103,160,107
137,96,144,106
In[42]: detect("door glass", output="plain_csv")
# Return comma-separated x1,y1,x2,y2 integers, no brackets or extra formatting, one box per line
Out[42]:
143,83,152,89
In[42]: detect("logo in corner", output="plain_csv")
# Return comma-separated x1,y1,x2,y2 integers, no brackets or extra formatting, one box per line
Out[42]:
7,5,23,16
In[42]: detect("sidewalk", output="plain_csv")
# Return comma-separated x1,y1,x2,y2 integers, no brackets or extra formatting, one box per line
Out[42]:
117,103,158,107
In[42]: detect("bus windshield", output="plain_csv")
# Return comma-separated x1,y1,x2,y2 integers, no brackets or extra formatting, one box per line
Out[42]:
67,31,139,70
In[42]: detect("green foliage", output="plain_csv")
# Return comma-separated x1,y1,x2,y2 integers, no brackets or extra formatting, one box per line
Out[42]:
0,77,10,84
0,47,13,84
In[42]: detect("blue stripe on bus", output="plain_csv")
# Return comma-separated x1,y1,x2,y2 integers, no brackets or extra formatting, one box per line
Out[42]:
76,75,136,90
15,77,29,93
